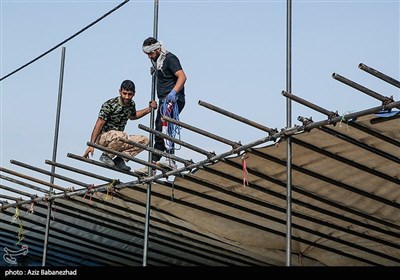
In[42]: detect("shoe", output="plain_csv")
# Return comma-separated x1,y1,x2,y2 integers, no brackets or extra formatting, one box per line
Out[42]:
135,167,156,177
113,156,131,171
158,159,177,170
99,153,115,167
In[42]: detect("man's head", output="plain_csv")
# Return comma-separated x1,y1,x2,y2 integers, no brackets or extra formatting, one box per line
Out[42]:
142,37,161,61
119,80,135,105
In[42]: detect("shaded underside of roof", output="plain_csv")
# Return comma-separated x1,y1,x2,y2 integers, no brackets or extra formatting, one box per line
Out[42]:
1,113,399,266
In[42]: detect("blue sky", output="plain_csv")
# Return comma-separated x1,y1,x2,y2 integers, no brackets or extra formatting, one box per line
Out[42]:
1,0,399,197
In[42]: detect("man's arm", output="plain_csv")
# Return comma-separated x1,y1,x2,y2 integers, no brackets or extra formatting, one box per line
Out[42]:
130,100,157,120
166,69,187,102
173,69,187,93
83,118,105,158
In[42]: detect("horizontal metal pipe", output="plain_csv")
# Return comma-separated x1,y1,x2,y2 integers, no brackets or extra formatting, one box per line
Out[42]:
66,152,140,177
332,73,392,103
281,91,337,117
0,167,65,192
198,100,277,134
305,100,400,130
0,174,52,194
10,160,88,188
72,134,279,198
120,134,275,187
0,194,20,201
66,153,171,188
359,63,400,89
87,142,165,172
138,124,214,158
118,138,193,166
0,183,37,199
161,116,241,149
45,160,114,183
1,180,112,211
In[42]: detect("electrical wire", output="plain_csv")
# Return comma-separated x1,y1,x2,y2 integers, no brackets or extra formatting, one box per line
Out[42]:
0,0,129,82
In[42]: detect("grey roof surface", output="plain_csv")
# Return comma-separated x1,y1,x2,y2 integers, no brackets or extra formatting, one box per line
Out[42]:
1,112,399,266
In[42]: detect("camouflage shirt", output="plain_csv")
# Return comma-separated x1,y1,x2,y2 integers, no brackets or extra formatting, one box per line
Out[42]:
98,97,136,133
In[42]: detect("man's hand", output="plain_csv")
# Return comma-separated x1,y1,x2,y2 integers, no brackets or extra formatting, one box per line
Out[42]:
166,90,177,102
149,100,158,110
83,146,94,158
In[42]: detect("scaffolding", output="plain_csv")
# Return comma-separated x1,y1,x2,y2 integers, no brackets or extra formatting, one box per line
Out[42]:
1,0,400,267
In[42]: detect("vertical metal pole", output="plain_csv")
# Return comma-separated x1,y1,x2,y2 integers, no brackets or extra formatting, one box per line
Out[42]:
285,0,293,266
41,46,66,266
142,0,159,267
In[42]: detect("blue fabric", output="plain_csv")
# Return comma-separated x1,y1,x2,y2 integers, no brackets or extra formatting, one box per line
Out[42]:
374,110,400,118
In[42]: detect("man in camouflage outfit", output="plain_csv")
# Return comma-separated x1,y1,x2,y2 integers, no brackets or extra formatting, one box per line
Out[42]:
83,79,157,171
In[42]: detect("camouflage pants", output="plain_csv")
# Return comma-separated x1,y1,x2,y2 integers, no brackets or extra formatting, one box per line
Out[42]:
97,130,149,161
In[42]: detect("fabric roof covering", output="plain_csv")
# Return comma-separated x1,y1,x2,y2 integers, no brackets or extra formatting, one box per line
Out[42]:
1,111,399,266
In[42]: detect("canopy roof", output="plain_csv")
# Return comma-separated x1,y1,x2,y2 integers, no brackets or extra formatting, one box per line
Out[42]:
1,110,399,266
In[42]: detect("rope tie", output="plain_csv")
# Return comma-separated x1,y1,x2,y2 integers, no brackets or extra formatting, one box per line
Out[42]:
241,153,249,187
105,180,116,200
83,184,95,204
16,222,24,245
11,207,21,224
27,202,35,214
339,111,351,131
11,208,24,245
